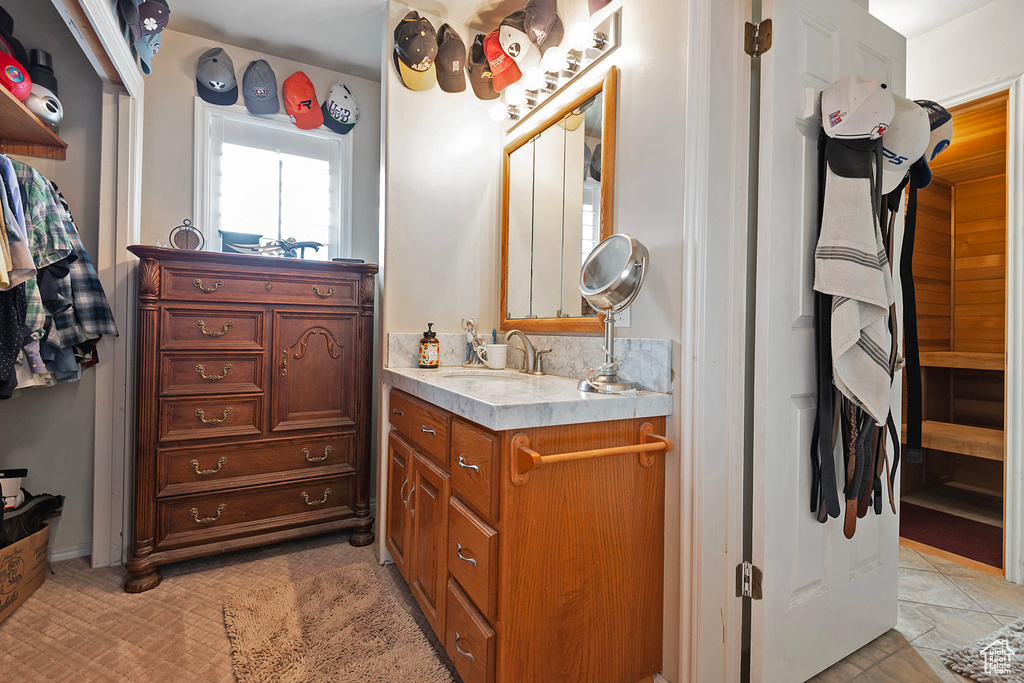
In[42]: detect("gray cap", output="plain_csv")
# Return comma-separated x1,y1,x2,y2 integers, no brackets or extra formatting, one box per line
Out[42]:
243,60,279,115
196,48,238,106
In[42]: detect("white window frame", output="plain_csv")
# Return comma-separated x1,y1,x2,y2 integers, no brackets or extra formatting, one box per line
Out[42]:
193,97,353,259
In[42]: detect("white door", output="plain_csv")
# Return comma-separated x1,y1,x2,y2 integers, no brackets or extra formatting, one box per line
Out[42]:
750,1,906,681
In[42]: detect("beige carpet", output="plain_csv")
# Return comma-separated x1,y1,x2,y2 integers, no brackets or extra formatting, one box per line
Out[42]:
0,531,455,682
224,563,453,683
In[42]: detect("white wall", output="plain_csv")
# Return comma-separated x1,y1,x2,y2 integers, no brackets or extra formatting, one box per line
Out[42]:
140,29,382,264
0,0,105,560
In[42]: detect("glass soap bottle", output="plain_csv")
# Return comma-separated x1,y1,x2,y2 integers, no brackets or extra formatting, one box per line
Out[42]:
419,323,439,369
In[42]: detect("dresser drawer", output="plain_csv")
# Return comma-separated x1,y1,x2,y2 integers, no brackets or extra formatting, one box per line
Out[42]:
450,419,499,525
162,266,358,307
389,390,449,468
160,307,264,351
158,432,354,496
158,395,262,442
445,579,495,683
159,352,264,396
155,473,355,551
448,498,498,622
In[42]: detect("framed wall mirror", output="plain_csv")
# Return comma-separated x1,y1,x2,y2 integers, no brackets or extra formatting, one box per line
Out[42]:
500,67,617,333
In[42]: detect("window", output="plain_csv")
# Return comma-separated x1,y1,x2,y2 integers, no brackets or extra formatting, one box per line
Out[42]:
195,99,352,260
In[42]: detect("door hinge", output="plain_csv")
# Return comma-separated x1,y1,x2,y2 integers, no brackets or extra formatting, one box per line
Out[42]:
744,19,773,58
736,561,763,599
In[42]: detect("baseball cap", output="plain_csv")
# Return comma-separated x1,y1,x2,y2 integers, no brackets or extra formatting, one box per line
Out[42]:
483,29,520,92
321,81,360,134
467,34,498,101
880,94,931,194
915,99,954,163
394,11,437,91
135,32,161,76
435,24,467,93
525,0,565,56
283,71,323,130
130,0,170,43
243,60,279,115
0,7,27,67
822,75,894,140
499,11,542,72
196,48,238,106
0,53,30,101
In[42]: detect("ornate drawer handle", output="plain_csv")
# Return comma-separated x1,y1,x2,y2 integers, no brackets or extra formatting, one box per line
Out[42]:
392,409,404,416
457,456,479,473
303,445,332,463
190,456,227,476
195,363,233,381
456,542,477,567
196,320,233,337
193,278,224,293
195,407,233,424
189,503,226,524
301,488,332,506
281,350,288,377
312,285,336,298
421,426,436,435
454,632,475,663
265,282,273,292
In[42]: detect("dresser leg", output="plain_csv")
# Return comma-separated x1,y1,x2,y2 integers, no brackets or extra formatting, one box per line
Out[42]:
124,563,162,593
349,518,375,547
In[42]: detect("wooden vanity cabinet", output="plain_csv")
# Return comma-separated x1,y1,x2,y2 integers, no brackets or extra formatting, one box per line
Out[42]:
387,388,666,683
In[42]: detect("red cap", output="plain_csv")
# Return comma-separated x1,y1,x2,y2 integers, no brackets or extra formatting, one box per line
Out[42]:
483,30,520,92
283,71,323,130
0,53,30,101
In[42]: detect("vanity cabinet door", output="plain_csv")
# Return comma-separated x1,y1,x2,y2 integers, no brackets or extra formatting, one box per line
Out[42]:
409,450,450,639
385,433,413,581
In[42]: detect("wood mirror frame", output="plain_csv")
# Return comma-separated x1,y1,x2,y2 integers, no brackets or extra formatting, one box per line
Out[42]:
499,67,617,334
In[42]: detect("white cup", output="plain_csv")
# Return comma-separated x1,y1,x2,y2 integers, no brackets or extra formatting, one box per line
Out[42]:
485,344,508,370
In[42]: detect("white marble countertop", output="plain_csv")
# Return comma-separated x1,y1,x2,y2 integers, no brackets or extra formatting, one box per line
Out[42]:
383,367,673,432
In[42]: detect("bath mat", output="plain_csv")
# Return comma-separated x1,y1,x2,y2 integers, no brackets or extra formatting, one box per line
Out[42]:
900,502,1002,569
941,617,1024,682
222,563,453,683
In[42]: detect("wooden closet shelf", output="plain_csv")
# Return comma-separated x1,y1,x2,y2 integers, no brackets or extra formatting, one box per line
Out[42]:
919,351,1004,371
0,84,67,160
943,480,1004,499
901,421,1004,461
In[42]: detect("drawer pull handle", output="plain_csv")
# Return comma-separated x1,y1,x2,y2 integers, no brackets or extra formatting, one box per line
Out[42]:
421,426,436,435
457,456,479,473
398,474,409,503
195,407,233,424
195,363,233,381
193,278,224,293
392,409,404,416
456,543,477,567
301,488,332,506
303,445,332,463
196,320,233,338
312,285,336,298
405,482,416,519
454,632,475,663
190,457,227,476
189,503,226,524
265,282,273,292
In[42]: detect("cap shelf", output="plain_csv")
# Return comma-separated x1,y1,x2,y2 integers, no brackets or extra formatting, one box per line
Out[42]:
0,83,67,160
919,351,1004,372
901,420,1004,462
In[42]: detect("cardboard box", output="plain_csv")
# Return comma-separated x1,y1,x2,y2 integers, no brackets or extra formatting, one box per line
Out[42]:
0,523,50,624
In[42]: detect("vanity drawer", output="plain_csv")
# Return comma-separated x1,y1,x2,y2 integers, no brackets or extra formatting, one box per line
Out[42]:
445,579,496,683
155,473,355,551
158,395,262,442
450,419,500,525
447,498,498,622
389,390,449,468
157,433,354,496
160,307,264,351
162,266,358,307
159,352,264,396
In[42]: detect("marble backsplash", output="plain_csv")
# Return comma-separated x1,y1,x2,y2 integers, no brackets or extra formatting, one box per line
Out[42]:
387,332,673,394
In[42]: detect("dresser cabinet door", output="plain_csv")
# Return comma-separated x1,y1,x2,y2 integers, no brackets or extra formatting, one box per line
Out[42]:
271,312,358,432
385,433,413,581
409,450,450,639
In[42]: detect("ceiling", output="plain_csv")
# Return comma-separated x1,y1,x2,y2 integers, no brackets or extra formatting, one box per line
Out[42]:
868,0,1001,38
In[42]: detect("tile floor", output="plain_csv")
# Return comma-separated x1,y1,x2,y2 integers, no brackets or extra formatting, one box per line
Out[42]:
810,545,1024,681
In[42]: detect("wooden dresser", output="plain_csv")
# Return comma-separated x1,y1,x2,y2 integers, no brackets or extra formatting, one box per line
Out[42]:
386,388,668,683
125,246,377,593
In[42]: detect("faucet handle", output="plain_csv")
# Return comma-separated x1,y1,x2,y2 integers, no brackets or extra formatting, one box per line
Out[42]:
535,349,552,375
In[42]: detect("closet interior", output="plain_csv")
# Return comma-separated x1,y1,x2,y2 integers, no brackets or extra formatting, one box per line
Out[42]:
900,90,1008,573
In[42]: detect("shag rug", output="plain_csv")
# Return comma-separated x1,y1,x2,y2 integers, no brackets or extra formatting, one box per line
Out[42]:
223,563,453,683
941,617,1024,682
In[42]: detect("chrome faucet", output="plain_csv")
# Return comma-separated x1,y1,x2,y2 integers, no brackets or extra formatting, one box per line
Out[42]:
503,329,551,375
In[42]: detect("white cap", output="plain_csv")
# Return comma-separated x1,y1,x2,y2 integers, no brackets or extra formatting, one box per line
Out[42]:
499,21,541,71
881,94,931,194
822,75,895,140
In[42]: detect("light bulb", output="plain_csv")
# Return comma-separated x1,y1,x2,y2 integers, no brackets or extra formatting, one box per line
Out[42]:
489,102,508,122
568,22,594,52
503,83,527,107
523,66,545,91
542,46,568,73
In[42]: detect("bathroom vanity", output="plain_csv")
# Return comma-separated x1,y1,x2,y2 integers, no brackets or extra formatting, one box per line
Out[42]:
384,368,673,683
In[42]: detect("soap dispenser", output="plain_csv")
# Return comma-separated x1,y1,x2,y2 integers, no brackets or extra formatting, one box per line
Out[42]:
419,323,440,369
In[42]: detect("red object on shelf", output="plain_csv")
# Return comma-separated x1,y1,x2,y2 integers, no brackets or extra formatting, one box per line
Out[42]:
0,52,30,101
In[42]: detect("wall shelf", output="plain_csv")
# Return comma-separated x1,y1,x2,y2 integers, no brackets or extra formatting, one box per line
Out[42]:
0,84,67,160
919,352,1004,371
902,420,1004,462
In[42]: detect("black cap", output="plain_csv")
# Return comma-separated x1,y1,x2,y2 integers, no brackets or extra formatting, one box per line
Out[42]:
467,34,498,101
29,50,57,95
424,323,436,338
0,6,28,67
525,0,564,55
394,11,438,91
435,24,467,93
